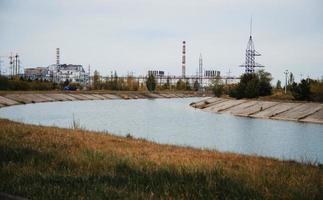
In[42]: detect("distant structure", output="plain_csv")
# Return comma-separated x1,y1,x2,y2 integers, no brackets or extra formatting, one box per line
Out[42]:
204,70,220,78
148,70,165,77
198,54,203,86
182,41,186,78
48,64,89,85
240,19,264,73
24,67,48,80
56,48,60,65
23,49,89,85
8,52,21,76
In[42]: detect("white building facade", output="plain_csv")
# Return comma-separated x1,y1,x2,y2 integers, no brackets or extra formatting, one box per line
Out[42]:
47,64,89,85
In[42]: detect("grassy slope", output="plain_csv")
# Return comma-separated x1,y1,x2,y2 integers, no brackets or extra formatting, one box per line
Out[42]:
0,119,322,199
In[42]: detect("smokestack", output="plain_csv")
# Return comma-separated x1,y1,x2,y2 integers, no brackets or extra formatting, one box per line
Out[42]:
182,41,186,78
56,48,60,65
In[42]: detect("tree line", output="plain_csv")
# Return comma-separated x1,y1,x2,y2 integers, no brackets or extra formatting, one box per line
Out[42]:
211,70,323,102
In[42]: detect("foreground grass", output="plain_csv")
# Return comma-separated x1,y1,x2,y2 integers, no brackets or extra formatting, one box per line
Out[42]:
0,119,322,199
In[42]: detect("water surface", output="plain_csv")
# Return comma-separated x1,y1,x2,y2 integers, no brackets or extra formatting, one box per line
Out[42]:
0,98,322,163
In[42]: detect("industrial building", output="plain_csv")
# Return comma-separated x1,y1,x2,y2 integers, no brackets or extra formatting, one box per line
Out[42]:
23,64,89,85
147,70,165,77
48,64,89,85
24,67,48,80
204,70,220,78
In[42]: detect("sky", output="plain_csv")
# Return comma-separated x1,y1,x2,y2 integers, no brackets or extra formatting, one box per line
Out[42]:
0,0,322,82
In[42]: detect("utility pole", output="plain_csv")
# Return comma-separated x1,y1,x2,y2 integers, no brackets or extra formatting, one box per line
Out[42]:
284,70,289,94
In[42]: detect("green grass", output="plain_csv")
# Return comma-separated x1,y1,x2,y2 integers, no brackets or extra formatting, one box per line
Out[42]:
0,119,322,199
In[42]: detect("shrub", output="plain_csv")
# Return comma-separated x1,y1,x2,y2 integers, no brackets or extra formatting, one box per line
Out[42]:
309,80,323,102
193,80,199,91
291,79,312,101
229,70,272,99
176,79,186,90
146,74,156,91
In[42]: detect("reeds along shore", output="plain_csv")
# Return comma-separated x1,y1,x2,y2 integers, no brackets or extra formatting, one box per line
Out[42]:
0,119,322,199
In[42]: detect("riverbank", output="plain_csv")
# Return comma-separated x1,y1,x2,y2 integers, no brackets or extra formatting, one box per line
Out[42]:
0,118,322,199
191,97,323,124
0,91,208,108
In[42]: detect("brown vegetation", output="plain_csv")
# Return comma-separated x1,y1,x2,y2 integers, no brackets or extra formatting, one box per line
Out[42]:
0,119,322,199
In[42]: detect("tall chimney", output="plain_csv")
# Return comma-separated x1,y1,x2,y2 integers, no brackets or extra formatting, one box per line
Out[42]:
182,41,186,78
56,48,60,65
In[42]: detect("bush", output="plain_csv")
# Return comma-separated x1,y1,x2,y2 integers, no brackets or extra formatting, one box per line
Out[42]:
229,70,272,99
176,79,186,90
212,79,224,97
291,79,312,101
309,80,323,102
0,76,10,90
0,76,58,91
146,74,156,91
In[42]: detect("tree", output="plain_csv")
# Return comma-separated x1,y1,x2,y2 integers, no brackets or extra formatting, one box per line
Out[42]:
162,77,171,90
288,72,295,85
185,80,191,90
309,79,323,102
229,70,272,99
0,76,9,90
93,70,101,90
258,70,272,96
146,74,156,91
176,79,186,90
212,80,224,97
63,79,70,87
291,79,311,101
276,80,282,89
193,80,199,91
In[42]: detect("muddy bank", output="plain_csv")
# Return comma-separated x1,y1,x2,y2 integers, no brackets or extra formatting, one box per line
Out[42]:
0,91,208,108
190,97,323,124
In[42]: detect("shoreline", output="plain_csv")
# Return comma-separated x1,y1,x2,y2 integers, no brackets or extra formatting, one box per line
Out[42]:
0,118,322,199
190,97,323,124
0,91,209,108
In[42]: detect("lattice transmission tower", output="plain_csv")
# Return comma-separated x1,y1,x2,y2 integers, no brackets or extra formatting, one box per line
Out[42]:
240,19,264,73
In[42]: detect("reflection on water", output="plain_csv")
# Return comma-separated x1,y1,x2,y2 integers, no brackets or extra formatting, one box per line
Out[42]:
0,98,322,163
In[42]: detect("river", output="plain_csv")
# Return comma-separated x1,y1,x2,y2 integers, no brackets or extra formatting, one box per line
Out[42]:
0,97,322,163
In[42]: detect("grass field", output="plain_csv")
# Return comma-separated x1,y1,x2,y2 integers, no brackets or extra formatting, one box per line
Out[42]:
0,119,322,199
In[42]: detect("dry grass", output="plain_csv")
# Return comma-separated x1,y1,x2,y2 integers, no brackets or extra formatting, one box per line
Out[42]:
0,119,322,199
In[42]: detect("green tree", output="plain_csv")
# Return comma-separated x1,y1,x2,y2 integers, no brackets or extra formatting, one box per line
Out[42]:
288,72,295,85
0,76,9,90
93,70,101,90
146,74,156,91
176,79,186,90
162,77,171,90
276,80,282,89
258,70,272,96
193,80,199,91
185,80,191,90
63,79,70,87
291,79,311,101
229,70,272,99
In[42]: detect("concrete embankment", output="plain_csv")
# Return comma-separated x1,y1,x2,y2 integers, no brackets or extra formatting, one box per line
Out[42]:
190,97,323,124
0,91,207,108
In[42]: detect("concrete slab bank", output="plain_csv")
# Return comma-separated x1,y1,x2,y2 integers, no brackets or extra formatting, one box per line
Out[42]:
0,92,207,108
190,97,323,124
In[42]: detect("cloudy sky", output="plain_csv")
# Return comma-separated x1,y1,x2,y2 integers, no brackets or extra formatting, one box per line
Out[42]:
0,0,322,82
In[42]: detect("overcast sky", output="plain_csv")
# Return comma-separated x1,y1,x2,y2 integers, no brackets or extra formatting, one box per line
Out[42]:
0,0,322,82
